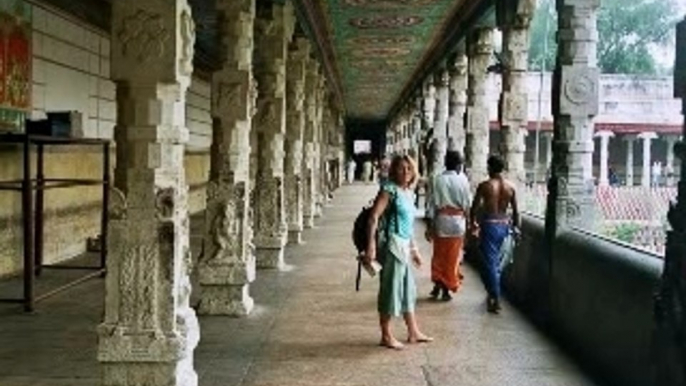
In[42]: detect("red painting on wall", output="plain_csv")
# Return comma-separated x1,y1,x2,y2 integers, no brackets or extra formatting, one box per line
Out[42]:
0,1,31,112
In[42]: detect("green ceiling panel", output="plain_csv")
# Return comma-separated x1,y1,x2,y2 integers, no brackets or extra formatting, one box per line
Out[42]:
317,0,464,120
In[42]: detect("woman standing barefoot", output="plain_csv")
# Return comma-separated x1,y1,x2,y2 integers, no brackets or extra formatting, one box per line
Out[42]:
363,155,433,350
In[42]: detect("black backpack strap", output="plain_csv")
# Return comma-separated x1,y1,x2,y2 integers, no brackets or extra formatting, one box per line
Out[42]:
355,260,362,291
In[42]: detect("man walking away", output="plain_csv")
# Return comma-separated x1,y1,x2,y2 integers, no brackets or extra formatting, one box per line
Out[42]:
469,155,520,314
425,151,471,301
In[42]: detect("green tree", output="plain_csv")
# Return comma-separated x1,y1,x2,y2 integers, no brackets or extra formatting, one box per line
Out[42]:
528,0,679,74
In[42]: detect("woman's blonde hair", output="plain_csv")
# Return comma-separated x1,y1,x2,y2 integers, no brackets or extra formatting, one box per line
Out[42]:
389,154,419,187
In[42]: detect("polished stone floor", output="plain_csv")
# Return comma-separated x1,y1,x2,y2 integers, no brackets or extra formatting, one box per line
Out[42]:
0,183,601,386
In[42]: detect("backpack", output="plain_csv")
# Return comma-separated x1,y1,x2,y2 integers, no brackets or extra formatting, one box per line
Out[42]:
352,188,398,291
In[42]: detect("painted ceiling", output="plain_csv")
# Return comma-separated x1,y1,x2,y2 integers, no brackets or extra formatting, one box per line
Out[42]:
312,0,466,120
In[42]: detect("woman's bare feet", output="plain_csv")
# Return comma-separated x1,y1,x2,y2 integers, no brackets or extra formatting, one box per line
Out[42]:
380,336,405,350
407,332,434,344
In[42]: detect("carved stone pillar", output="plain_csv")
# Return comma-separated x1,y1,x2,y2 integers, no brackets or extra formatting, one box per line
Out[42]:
624,135,636,186
595,130,614,187
197,0,257,316
498,0,535,188
432,68,449,172
638,132,657,188
547,0,599,230
466,27,494,187
98,1,199,385
285,38,310,245
448,54,468,154
654,17,686,386
253,1,295,269
303,63,320,229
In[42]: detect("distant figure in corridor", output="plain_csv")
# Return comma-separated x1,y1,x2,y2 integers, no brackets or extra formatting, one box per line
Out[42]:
362,160,372,182
363,154,433,350
377,157,391,186
346,158,357,184
425,151,471,301
469,155,520,314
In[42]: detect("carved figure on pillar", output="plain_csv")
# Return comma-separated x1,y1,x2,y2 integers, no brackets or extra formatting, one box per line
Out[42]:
654,17,686,386
546,0,599,231
98,1,200,385
253,1,295,269
465,27,494,188
285,38,310,245
497,0,535,188
197,0,258,318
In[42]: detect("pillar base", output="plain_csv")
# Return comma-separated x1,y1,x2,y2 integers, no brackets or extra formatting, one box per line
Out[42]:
102,362,198,386
99,322,199,386
288,230,303,245
256,247,285,270
197,260,256,316
197,284,254,317
304,215,315,229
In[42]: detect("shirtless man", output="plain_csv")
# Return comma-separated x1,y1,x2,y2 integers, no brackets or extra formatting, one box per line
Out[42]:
469,155,520,313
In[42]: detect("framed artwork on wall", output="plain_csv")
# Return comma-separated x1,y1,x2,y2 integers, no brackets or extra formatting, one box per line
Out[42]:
0,0,31,132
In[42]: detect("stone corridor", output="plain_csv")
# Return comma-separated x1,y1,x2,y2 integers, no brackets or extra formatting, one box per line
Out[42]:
0,184,600,386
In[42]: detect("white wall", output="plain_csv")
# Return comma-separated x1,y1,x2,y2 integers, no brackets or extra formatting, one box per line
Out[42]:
487,73,682,126
30,1,212,149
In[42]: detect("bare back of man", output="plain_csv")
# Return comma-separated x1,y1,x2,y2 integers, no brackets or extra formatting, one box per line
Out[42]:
477,176,515,218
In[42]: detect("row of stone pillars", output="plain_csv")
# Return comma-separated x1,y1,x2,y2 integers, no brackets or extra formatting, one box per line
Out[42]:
596,131,681,187
388,1,534,192
98,1,344,385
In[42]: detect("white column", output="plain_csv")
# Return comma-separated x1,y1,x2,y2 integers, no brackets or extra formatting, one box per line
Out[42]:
624,135,636,186
638,132,657,187
595,131,614,186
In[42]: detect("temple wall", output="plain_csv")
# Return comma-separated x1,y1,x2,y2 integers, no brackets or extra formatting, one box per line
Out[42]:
504,215,662,386
0,1,211,278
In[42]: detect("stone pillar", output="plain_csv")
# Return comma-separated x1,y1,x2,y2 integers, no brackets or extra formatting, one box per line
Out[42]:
595,130,614,187
624,135,636,186
654,17,686,386
448,53,468,153
433,68,449,170
638,131,657,188
253,1,295,269
547,0,599,230
303,63,320,229
197,0,257,316
498,0,535,188
465,27,494,187
285,38,310,245
99,1,199,385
